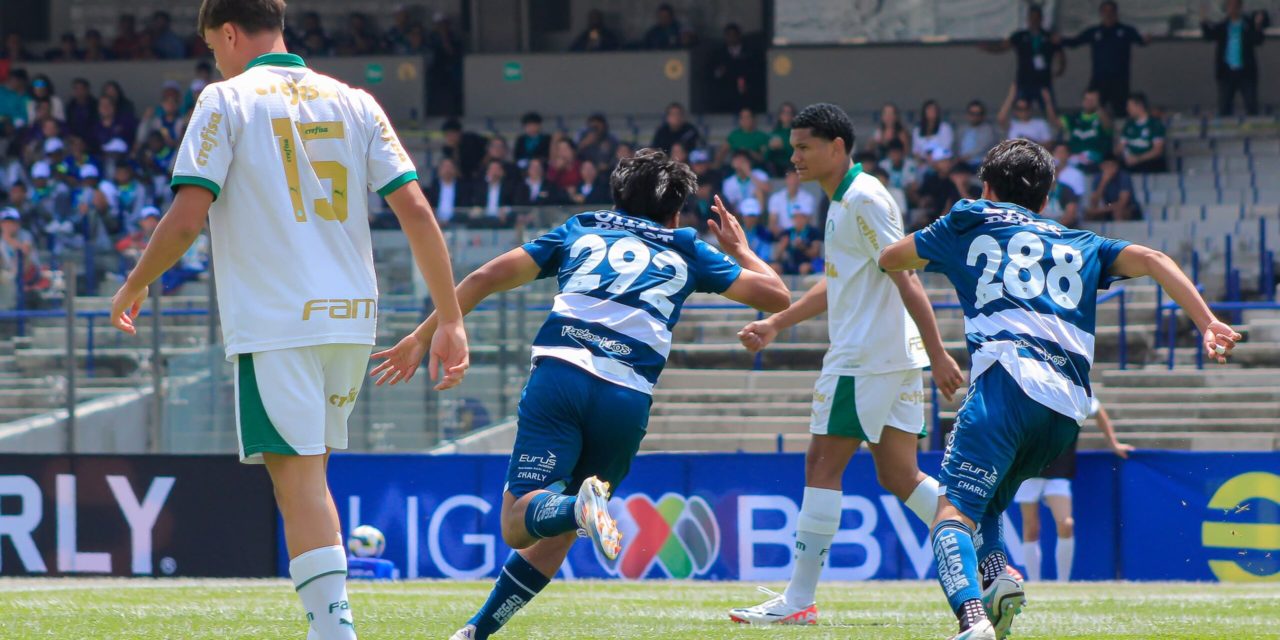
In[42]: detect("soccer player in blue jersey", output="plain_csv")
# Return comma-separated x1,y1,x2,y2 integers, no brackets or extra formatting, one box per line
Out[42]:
370,149,791,640
879,139,1240,640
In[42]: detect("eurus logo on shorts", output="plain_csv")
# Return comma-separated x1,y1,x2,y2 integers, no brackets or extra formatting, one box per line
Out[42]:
329,388,358,407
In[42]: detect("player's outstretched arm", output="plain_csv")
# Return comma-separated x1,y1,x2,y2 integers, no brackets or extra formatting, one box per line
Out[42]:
708,195,791,315
1109,244,1241,363
370,247,540,387
878,233,929,272
886,269,964,400
110,185,213,335
1093,404,1134,459
385,182,470,389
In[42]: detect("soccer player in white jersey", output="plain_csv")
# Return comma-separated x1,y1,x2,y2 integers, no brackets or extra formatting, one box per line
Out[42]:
108,2,469,638
730,103,966,625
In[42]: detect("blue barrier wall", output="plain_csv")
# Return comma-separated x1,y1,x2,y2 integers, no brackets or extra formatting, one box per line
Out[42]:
295,452,1280,582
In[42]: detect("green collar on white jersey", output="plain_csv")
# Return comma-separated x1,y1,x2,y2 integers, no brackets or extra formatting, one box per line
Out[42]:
244,52,307,71
832,162,863,201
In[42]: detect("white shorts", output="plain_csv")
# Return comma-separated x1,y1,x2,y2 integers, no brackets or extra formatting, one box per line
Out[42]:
1014,477,1073,504
809,368,926,443
233,343,372,464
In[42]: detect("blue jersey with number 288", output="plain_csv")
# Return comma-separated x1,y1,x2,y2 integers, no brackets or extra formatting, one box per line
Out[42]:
914,199,1131,423
522,211,743,395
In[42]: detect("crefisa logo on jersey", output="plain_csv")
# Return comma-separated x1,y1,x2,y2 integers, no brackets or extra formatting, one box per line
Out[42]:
195,112,222,167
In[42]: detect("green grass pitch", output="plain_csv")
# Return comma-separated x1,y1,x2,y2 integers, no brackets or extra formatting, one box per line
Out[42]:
2,579,1278,639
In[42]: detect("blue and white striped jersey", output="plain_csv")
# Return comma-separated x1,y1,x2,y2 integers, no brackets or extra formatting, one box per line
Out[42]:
522,211,743,394
914,199,1131,423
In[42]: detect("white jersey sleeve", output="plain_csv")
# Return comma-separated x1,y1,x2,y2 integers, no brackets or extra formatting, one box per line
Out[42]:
850,187,905,259
358,90,417,197
172,86,234,200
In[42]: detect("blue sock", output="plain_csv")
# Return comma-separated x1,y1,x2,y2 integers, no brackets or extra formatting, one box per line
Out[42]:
975,511,1008,589
524,492,578,539
932,520,985,628
468,552,552,639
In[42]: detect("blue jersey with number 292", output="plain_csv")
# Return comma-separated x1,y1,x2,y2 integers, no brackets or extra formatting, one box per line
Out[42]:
522,211,743,395
914,199,1131,423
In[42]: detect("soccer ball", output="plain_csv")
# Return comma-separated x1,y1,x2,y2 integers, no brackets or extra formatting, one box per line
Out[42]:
348,525,386,558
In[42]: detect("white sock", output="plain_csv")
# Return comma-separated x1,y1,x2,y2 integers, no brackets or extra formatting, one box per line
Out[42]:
903,476,940,525
783,487,841,609
1022,540,1042,582
290,545,357,640
1056,536,1074,582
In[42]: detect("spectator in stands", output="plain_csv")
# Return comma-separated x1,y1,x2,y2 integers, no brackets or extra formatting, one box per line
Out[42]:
427,12,464,116
132,31,158,61
1087,155,1140,220
779,209,823,275
767,168,816,232
984,4,1064,111
955,100,999,170
571,10,620,52
383,5,418,53
30,160,72,238
915,148,962,229
689,148,719,190
4,183,36,227
108,161,147,228
911,99,954,164
65,79,96,144
301,30,333,57
868,102,911,157
611,141,635,173
570,159,612,207
46,33,83,62
1051,142,1088,197
136,131,176,195
148,11,186,59
441,119,488,180
338,12,381,56
82,29,110,62
721,107,770,166
0,206,44,296
0,70,30,127
136,83,188,150
1057,88,1113,169
1201,0,1267,117
1042,175,1081,228
720,150,770,209
1059,1,1149,115
76,164,121,242
669,141,691,167
183,62,214,115
299,11,330,46
514,112,551,167
710,23,765,113
2,34,35,62
27,76,65,124
101,82,136,120
878,139,920,194
427,156,468,227
112,15,143,60
644,4,685,50
999,85,1054,145
1118,92,1167,173
547,138,582,191
737,198,777,265
869,165,910,215
93,95,137,154
576,113,618,168
115,205,160,270
475,158,516,225
398,23,428,56
517,157,567,206
651,102,702,153
765,102,795,176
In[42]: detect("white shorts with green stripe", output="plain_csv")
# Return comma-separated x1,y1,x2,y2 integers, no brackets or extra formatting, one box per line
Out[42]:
808,368,926,443
233,343,373,464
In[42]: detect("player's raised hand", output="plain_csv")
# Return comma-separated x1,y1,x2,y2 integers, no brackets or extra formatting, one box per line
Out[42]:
109,281,149,335
1203,320,1242,364
369,332,427,386
708,195,748,258
1111,441,1136,459
929,351,965,402
737,319,778,353
429,319,470,391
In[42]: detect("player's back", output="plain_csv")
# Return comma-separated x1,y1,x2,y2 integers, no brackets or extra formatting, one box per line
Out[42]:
172,53,416,358
914,199,1131,422
522,211,741,394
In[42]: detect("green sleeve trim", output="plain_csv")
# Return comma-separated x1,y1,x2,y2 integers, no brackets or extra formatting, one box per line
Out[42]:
171,175,222,201
376,171,418,197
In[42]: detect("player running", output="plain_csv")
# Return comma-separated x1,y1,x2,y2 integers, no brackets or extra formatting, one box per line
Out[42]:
108,2,470,638
369,149,791,640
730,103,965,625
879,139,1240,640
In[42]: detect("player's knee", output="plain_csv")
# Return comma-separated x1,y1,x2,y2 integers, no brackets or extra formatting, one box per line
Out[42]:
874,465,916,499
1023,519,1040,542
1057,517,1075,538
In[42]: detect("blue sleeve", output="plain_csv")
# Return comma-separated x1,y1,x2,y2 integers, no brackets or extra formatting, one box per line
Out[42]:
913,213,960,274
521,223,570,279
692,239,743,294
1094,234,1133,290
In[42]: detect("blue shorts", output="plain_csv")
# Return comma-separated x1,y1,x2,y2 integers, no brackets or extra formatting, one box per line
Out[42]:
505,357,651,498
939,365,1080,523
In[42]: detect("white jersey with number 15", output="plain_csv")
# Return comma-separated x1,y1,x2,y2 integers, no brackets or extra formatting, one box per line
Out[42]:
171,53,417,360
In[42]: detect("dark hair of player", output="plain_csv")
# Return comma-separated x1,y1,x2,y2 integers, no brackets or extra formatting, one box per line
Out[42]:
610,148,696,227
792,103,855,157
1128,92,1149,110
197,0,286,35
977,139,1056,211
